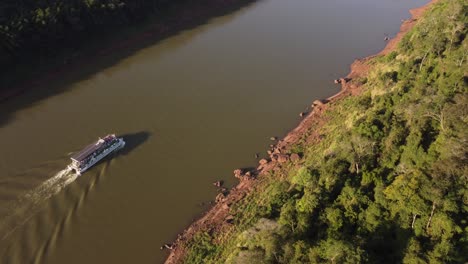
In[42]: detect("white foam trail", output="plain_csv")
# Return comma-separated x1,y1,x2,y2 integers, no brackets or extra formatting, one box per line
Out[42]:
0,168,79,241
23,169,77,203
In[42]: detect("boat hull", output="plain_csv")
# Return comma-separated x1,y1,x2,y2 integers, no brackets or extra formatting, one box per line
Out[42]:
68,138,125,175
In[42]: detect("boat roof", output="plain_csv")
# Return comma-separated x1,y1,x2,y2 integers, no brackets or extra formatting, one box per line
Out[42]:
71,135,116,162
71,141,104,162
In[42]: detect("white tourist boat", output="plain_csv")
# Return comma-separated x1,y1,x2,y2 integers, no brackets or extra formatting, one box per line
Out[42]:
68,134,125,175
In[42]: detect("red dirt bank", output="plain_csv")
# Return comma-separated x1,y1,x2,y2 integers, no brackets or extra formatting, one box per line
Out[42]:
164,1,439,263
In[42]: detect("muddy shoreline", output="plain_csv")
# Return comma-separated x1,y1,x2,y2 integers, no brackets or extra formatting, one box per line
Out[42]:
164,1,438,263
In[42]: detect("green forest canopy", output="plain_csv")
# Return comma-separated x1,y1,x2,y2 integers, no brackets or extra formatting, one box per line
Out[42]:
183,0,467,263
0,0,172,55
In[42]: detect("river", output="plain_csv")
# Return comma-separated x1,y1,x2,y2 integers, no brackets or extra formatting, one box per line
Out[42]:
0,0,428,263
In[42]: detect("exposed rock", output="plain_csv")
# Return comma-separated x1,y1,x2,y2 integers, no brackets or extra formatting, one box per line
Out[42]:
290,153,301,162
270,136,278,141
255,153,259,159
273,148,281,154
215,193,226,203
225,215,234,224
235,170,255,182
277,154,289,163
384,36,390,41
222,203,230,210
267,150,273,155
213,180,223,187
271,154,278,162
334,79,341,84
233,169,243,178
312,100,324,107
259,159,268,165
340,78,348,84
299,111,307,117
160,243,175,250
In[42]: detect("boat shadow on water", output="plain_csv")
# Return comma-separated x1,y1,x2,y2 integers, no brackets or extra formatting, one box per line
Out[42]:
116,131,151,157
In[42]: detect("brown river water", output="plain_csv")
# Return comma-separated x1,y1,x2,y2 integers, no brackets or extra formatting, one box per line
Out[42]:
0,0,428,263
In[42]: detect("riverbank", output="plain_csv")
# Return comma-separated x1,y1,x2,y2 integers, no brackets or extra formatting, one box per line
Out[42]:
164,0,442,263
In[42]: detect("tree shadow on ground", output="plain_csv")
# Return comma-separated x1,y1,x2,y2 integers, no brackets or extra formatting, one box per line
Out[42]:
364,220,413,263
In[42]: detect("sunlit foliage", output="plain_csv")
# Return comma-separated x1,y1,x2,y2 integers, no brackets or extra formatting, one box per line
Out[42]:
183,1,468,263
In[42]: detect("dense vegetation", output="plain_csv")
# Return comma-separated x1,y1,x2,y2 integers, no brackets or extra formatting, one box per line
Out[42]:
0,0,175,55
183,1,468,263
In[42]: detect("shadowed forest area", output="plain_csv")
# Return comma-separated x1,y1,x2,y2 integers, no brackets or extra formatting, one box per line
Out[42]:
0,0,174,63
0,0,257,128
0,0,256,100
0,0,230,57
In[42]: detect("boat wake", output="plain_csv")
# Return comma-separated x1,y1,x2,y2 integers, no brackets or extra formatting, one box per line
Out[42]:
0,168,78,241
23,168,77,203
